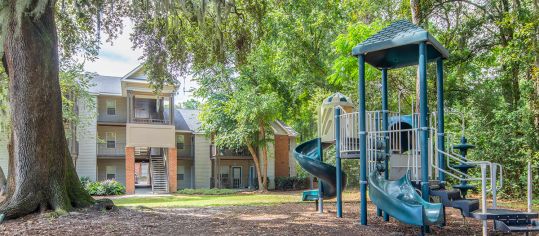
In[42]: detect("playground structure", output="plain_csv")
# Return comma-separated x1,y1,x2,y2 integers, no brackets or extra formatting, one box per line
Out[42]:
293,20,538,235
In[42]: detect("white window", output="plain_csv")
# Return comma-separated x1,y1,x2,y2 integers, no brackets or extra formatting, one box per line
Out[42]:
220,166,229,179
106,166,116,180
177,166,185,181
176,135,185,149
106,99,116,115
105,132,116,149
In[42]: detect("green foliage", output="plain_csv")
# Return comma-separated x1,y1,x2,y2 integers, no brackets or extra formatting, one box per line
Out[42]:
180,99,200,110
60,61,95,126
79,176,91,186
176,188,239,195
82,179,126,196
274,177,309,191
85,181,107,196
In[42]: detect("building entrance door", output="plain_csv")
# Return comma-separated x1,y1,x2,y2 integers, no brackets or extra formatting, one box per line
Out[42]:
232,167,242,189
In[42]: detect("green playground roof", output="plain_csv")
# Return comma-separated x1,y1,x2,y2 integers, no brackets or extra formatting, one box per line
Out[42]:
352,20,449,69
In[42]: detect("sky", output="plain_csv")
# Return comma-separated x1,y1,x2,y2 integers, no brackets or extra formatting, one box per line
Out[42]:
83,20,198,104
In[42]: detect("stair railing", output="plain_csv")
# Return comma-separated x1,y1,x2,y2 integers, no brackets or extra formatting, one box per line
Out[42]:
163,149,169,192
430,127,504,209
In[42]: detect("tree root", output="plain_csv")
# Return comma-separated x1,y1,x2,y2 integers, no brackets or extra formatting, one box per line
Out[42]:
90,199,117,211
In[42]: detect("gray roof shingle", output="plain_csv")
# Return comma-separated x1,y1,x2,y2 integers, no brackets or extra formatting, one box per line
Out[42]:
165,109,203,133
89,75,122,95
352,20,449,69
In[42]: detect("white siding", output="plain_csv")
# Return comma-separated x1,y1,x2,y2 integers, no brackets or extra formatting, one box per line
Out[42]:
96,96,127,123
259,142,276,190
76,97,98,181
267,142,275,189
97,159,126,185
177,160,193,189
194,134,211,188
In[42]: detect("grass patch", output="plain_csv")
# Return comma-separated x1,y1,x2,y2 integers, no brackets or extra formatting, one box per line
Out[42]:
176,188,240,195
113,192,301,208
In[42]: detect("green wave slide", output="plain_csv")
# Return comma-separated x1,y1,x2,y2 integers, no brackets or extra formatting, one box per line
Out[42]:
294,138,444,226
293,138,346,199
369,172,444,226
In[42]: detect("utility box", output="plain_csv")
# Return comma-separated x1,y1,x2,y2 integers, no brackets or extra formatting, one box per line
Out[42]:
319,93,355,143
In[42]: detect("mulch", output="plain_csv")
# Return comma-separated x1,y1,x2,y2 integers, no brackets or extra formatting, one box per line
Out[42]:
0,201,492,235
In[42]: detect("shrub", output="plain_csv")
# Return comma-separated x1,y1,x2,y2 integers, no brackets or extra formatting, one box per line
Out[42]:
83,179,126,196
275,176,309,191
101,179,126,195
86,181,107,196
177,188,239,195
80,176,91,187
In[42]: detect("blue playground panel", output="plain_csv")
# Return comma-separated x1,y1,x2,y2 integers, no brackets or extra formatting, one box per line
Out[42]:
302,190,319,201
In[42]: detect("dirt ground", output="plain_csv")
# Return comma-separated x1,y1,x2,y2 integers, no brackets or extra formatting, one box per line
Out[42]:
0,201,499,236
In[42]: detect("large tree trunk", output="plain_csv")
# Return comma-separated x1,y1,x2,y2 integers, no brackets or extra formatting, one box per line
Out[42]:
411,0,422,112
246,143,266,191
0,0,93,219
259,122,268,190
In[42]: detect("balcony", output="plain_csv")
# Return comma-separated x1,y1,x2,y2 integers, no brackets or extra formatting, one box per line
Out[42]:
97,143,126,157
132,118,170,125
177,145,194,159
126,123,175,148
212,146,252,160
98,114,127,124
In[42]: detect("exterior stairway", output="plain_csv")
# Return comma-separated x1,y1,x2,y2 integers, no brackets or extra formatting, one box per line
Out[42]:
150,155,168,193
135,147,149,156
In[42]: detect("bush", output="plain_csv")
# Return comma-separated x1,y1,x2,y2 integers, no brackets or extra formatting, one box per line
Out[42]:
101,179,126,195
82,179,126,196
80,176,91,187
177,188,239,195
275,176,309,191
86,181,107,196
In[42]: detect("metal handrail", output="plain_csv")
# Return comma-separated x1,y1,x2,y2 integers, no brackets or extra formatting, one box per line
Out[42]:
337,107,505,208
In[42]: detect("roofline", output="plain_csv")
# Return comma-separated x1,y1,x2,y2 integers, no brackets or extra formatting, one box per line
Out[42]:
175,130,193,134
273,120,298,137
89,91,124,97
121,64,144,81
352,33,449,61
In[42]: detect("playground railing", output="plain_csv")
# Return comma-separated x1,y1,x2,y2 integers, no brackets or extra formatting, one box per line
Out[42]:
430,127,504,208
336,108,505,210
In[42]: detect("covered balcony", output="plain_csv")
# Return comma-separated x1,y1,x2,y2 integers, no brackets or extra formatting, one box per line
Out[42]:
97,142,126,157
125,91,176,148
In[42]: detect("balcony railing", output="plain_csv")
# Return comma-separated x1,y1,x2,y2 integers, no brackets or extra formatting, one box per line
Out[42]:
177,146,194,159
132,118,170,125
97,114,127,123
97,143,126,157
212,146,251,157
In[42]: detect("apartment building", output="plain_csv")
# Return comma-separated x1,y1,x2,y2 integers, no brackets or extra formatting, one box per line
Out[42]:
0,65,297,194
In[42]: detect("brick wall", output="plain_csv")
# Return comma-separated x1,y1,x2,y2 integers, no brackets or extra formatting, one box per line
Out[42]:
125,147,135,194
168,148,177,193
274,135,290,177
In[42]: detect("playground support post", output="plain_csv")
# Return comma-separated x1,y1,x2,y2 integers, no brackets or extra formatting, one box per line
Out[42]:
436,58,445,184
480,164,488,236
419,42,429,201
419,42,429,235
381,68,390,222
358,54,368,225
318,138,324,213
335,107,342,218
